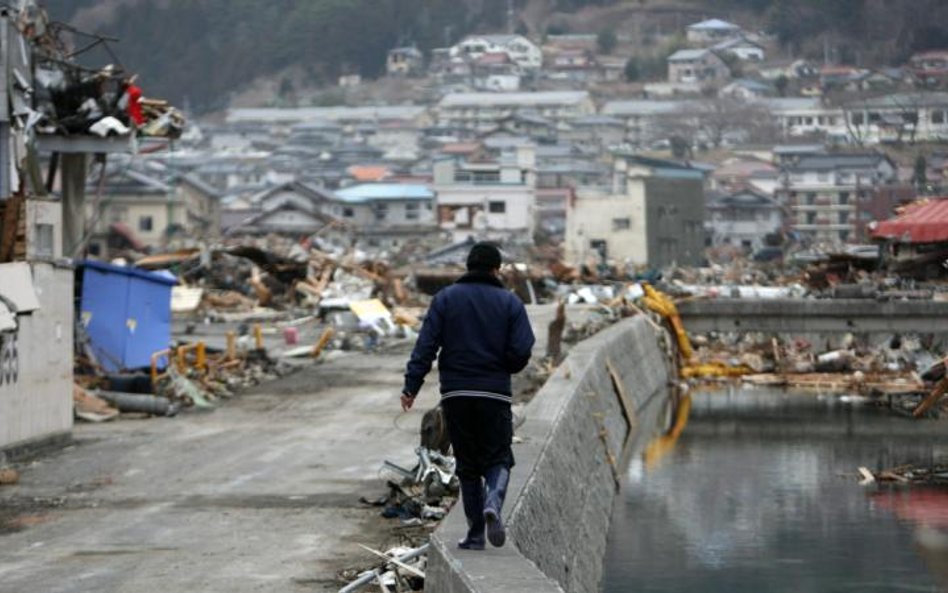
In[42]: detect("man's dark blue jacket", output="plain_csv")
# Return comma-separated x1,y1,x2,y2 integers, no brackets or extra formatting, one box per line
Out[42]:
403,271,535,401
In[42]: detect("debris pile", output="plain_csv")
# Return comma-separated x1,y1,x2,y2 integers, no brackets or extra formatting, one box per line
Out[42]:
74,342,292,420
857,463,948,485
337,543,429,593
25,14,186,139
370,446,458,526
339,445,458,592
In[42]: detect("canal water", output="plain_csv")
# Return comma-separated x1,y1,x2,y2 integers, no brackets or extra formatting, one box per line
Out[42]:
603,387,948,593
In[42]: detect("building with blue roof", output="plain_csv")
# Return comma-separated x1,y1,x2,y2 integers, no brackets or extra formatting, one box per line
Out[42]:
331,183,440,249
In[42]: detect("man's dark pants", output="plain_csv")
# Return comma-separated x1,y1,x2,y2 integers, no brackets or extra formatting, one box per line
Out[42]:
441,397,514,548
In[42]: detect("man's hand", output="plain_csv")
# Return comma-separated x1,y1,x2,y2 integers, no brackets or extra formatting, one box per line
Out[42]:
400,392,415,412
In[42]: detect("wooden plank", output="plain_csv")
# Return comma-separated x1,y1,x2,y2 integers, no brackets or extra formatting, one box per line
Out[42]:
0,194,24,262
606,358,638,434
913,376,948,418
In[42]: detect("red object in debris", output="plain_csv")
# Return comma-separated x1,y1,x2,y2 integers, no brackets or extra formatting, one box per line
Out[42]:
284,327,299,346
126,84,145,126
870,198,948,243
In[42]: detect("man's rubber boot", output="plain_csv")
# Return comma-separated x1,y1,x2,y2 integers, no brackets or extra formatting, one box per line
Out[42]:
457,478,486,550
483,465,510,548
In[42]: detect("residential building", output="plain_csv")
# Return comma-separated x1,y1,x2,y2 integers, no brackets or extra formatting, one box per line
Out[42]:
871,198,948,279
484,113,558,144
85,167,189,257
667,49,731,86
544,48,599,82
387,47,424,77
601,99,701,146
174,173,223,240
225,106,431,133
775,152,905,244
449,35,542,71
712,36,765,62
470,52,522,91
332,184,439,248
565,155,706,268
432,144,536,243
686,19,743,45
710,158,779,194
720,79,775,100
757,59,817,81
560,115,626,150
223,181,337,235
907,50,948,86
435,91,594,132
706,189,783,251
841,92,948,144
764,98,846,141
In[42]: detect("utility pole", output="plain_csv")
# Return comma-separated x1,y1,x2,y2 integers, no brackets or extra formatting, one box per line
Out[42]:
507,0,515,34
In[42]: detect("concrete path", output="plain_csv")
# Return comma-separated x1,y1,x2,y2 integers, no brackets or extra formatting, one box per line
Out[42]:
0,348,438,593
0,304,565,592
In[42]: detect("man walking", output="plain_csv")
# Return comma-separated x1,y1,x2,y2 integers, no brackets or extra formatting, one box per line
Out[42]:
401,242,535,549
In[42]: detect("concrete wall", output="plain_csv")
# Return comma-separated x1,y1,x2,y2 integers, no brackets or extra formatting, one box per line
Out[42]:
0,262,74,452
427,315,674,593
677,298,948,341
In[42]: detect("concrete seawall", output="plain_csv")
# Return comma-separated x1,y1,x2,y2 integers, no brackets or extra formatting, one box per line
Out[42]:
427,315,675,593
678,298,948,340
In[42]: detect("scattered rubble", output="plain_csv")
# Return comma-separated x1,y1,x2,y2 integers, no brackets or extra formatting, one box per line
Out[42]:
339,443,458,592
858,463,948,485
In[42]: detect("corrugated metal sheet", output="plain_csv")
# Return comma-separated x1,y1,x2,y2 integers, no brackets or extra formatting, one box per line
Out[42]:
871,199,948,243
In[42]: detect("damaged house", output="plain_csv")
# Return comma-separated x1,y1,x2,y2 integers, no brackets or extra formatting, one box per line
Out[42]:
224,181,339,237
871,198,948,279
1,1,182,452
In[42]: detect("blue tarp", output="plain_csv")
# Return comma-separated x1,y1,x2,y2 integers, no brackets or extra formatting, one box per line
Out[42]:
79,260,176,372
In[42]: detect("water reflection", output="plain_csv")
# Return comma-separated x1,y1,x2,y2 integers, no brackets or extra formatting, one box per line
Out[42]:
604,388,948,593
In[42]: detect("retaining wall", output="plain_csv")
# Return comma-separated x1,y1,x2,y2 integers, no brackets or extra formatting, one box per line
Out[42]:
427,315,674,593
0,262,74,454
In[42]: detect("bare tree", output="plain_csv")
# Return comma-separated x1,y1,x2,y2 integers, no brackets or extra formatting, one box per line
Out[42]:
658,97,776,151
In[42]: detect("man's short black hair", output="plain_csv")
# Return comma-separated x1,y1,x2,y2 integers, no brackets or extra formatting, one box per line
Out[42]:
467,242,502,272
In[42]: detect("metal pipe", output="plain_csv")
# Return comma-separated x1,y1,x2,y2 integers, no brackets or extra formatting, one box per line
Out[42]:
338,544,429,593
97,391,179,417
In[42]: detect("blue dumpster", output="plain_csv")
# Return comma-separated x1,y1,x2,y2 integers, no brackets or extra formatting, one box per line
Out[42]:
79,260,176,373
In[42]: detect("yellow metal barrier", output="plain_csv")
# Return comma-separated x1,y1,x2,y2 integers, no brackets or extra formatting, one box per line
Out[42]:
151,341,208,386
639,283,752,379
641,283,693,360
151,348,172,385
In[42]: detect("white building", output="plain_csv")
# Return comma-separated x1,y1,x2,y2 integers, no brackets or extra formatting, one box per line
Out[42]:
706,189,783,251
450,34,542,70
566,155,706,268
841,92,948,144
433,145,536,243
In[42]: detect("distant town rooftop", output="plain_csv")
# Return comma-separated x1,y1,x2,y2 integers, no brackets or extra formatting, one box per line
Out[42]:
226,106,428,124
439,91,590,108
